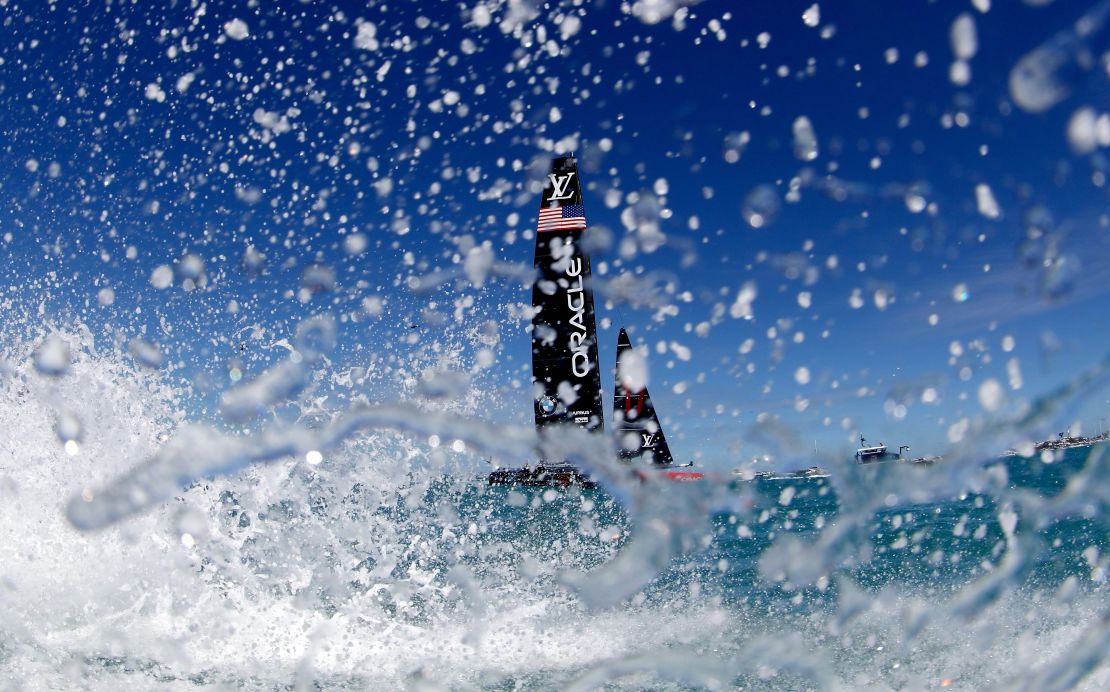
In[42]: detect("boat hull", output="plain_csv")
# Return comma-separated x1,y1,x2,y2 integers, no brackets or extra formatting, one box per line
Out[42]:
654,469,705,482
488,465,706,487
487,466,597,488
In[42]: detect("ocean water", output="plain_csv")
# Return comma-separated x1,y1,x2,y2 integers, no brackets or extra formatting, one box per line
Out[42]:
3,330,1110,690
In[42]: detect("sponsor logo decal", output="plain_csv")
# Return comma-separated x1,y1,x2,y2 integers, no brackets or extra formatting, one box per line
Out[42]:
548,172,576,201
565,255,590,377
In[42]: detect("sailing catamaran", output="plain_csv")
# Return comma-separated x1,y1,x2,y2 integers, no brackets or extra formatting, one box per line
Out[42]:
614,326,703,482
488,155,701,487
488,155,603,487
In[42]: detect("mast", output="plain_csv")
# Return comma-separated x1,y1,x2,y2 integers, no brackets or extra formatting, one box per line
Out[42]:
613,327,674,465
531,155,605,448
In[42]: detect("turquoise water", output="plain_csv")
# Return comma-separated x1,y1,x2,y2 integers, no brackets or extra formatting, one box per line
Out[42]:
465,446,1102,602
273,446,1054,688
5,361,1109,690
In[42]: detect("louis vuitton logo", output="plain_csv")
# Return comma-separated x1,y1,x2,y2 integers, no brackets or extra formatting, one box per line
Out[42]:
548,172,576,201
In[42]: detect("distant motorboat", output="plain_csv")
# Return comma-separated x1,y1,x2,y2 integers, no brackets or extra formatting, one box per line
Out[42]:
731,466,828,481
855,435,910,464
792,466,830,478
1003,431,1109,457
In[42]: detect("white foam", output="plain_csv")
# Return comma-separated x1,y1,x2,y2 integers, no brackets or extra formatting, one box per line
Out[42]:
5,317,1110,688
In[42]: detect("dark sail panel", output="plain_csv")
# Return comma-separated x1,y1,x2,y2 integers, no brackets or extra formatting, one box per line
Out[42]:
531,156,604,436
613,327,674,465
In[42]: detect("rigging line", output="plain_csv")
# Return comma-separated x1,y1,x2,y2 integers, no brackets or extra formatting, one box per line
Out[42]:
615,305,628,332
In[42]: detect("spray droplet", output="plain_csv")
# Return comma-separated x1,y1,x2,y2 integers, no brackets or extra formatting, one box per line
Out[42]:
1040,254,1078,300
723,131,750,163
743,186,780,228
792,116,819,161
300,264,336,294
129,338,163,369
345,233,368,255
978,378,1004,411
950,14,978,60
293,316,336,362
802,4,820,28
975,183,1001,219
224,18,250,40
34,335,71,377
178,254,205,281
174,507,208,547
1066,107,1110,154
618,345,649,393
903,183,930,213
1007,12,1095,115
56,410,83,447
150,265,173,290
242,246,267,274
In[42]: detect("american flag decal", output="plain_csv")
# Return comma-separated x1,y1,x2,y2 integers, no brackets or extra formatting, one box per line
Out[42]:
537,204,587,232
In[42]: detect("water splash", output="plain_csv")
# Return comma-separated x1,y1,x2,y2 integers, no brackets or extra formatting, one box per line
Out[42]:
1009,0,1110,113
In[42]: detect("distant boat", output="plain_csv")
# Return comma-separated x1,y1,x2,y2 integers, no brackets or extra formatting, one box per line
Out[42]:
855,434,912,464
488,155,602,488
1001,430,1109,457
732,467,828,481
613,326,703,482
1032,431,1109,452
791,466,829,478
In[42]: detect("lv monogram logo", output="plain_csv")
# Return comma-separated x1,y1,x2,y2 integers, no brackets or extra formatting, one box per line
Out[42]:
548,172,576,201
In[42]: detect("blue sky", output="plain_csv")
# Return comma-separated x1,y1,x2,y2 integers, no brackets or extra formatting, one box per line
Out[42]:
2,0,1109,470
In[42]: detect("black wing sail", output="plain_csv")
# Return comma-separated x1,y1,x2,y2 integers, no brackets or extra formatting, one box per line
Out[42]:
613,327,674,465
531,156,605,439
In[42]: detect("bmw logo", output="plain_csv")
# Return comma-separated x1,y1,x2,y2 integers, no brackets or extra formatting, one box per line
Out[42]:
538,396,558,415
